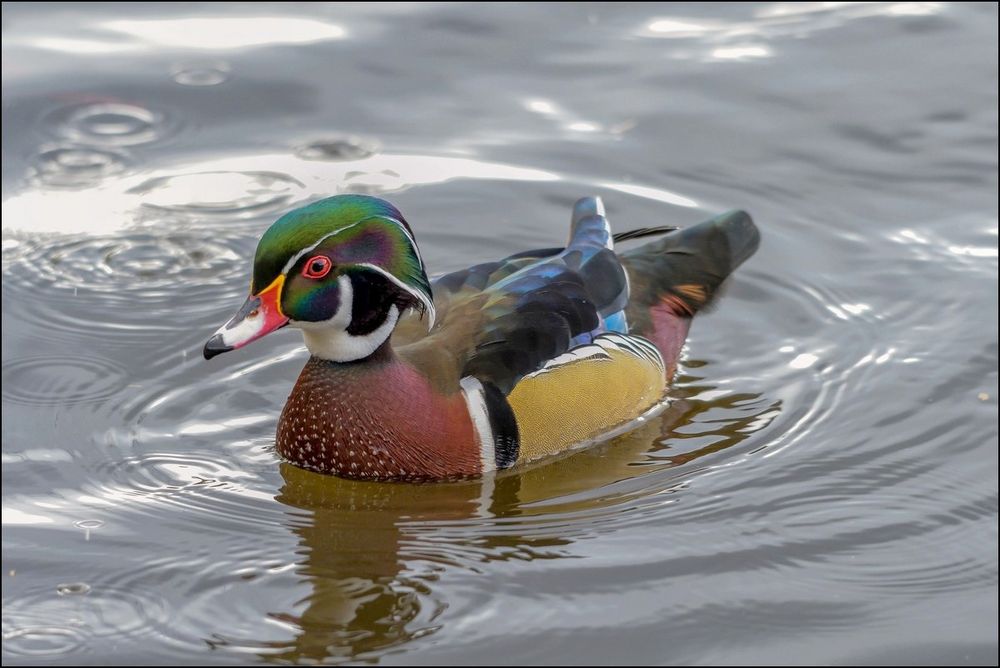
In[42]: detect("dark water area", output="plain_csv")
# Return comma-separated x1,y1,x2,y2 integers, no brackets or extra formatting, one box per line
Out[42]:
2,2,997,664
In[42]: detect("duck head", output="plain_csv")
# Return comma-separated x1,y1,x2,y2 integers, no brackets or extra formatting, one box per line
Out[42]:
204,194,434,362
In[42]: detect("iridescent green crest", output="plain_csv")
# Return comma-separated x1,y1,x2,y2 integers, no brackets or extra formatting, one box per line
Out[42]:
251,194,434,322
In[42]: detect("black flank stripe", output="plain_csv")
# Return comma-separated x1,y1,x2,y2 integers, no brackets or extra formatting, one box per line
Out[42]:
481,381,520,469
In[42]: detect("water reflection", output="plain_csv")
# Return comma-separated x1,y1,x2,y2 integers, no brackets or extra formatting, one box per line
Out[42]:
260,386,772,663
101,17,347,50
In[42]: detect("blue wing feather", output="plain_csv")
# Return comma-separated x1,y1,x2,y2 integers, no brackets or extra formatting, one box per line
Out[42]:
453,197,632,393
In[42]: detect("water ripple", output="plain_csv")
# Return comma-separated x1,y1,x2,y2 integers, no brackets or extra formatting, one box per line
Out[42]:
2,582,171,658
1,356,128,407
47,101,178,147
1,626,87,658
29,146,130,188
2,229,251,343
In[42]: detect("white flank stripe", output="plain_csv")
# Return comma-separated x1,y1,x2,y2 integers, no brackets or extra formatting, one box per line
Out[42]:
521,343,611,379
460,376,495,473
594,333,665,373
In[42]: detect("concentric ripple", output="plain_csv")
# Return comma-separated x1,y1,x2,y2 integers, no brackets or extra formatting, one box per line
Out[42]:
29,146,129,188
1,626,87,658
80,448,288,536
1,356,128,407
2,582,171,658
27,232,245,292
2,229,252,343
46,101,178,147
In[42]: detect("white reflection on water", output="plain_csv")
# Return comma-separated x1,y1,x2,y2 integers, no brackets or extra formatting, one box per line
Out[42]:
32,37,139,55
101,17,347,50
947,245,998,258
525,99,558,116
16,17,348,56
522,98,614,137
646,18,722,38
2,507,55,525
757,2,943,19
642,2,946,62
2,153,559,235
710,45,772,61
2,151,707,237
599,182,698,209
789,353,819,369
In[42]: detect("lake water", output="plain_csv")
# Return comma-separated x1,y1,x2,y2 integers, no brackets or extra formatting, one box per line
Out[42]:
2,2,997,665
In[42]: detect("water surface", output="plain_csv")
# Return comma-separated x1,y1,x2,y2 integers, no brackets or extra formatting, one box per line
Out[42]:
2,3,997,665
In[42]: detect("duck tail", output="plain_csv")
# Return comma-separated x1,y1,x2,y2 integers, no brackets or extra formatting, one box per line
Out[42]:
620,210,760,373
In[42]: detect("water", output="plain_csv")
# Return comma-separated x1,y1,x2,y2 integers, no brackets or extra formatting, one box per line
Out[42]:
2,2,996,664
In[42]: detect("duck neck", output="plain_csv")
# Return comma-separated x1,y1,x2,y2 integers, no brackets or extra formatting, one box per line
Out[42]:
298,305,400,363
275,343,485,480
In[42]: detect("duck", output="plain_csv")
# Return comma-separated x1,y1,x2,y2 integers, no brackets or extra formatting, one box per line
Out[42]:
203,194,759,481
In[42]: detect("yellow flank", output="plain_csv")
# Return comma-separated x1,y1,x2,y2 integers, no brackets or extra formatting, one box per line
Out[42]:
507,336,666,464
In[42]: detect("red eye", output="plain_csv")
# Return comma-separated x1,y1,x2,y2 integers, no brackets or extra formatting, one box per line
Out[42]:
302,255,332,279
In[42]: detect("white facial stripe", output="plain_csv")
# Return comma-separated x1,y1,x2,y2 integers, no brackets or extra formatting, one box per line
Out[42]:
354,263,436,330
280,220,364,275
215,310,264,347
385,216,425,268
327,274,353,329
277,213,433,329
279,215,423,276
460,376,496,473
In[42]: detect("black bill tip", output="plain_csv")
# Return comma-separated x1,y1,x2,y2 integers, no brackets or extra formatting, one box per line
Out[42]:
203,334,232,360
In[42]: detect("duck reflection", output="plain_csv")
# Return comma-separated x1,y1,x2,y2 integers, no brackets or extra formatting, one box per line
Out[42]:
260,377,775,663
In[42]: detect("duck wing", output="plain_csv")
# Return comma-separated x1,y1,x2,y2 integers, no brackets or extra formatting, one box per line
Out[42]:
397,197,628,395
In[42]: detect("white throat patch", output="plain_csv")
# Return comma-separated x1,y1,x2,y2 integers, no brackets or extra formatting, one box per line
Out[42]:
294,274,400,362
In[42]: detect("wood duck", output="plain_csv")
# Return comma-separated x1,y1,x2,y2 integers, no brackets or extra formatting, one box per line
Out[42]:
204,194,758,481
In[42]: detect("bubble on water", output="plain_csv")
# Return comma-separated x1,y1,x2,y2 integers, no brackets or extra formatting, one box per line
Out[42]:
74,519,104,541
56,583,91,596
170,60,231,86
295,137,379,161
